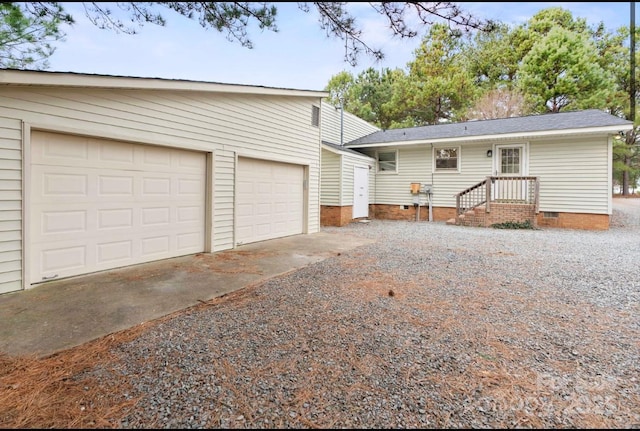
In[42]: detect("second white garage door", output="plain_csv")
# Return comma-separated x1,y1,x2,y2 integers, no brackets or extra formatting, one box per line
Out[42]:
236,157,304,245
30,131,206,285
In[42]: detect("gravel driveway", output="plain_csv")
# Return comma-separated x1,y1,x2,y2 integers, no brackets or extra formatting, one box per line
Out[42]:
3,200,639,429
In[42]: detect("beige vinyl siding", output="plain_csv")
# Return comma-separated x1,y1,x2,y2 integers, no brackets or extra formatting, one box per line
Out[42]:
320,102,379,145
341,153,373,206
0,86,322,290
213,150,235,251
364,138,611,213
321,146,375,207
319,101,377,209
0,89,320,161
529,137,610,214
0,117,22,294
431,144,493,208
364,146,430,205
308,164,320,233
364,144,496,208
321,149,341,206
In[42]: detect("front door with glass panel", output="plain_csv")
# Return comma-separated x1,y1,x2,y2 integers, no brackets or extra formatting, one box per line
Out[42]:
493,144,527,201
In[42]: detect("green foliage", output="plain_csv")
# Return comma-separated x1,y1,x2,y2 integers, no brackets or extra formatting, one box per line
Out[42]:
327,5,632,127
613,132,640,193
490,220,536,229
401,23,476,125
463,23,519,90
0,2,72,69
518,27,615,113
325,67,409,130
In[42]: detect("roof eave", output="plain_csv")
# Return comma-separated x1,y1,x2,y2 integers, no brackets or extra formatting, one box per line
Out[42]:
346,124,634,148
0,69,329,98
321,143,376,161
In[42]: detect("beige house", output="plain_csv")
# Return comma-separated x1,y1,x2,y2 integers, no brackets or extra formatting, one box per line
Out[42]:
0,69,328,294
343,109,633,230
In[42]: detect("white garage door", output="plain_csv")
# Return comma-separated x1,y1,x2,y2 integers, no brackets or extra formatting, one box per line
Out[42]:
30,131,206,285
236,157,304,245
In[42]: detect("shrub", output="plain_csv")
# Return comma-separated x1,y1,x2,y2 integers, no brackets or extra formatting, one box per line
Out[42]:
490,220,535,229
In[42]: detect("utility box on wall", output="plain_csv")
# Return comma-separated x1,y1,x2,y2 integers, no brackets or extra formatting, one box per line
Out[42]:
410,182,421,194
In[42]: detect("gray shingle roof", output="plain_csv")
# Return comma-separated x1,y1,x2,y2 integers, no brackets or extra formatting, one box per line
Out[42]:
346,109,632,146
322,141,372,158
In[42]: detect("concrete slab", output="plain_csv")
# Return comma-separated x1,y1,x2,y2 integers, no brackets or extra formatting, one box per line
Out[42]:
0,231,374,358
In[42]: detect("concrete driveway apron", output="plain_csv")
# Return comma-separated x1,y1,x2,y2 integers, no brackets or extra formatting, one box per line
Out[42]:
0,231,374,358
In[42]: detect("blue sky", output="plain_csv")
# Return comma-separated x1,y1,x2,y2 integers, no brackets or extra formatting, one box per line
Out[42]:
46,2,634,91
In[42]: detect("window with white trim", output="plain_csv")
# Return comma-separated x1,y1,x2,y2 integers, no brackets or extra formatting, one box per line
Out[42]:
434,147,460,171
376,150,398,173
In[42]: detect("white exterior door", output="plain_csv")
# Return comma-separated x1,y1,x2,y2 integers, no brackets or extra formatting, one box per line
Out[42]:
493,144,528,201
235,157,304,245
352,166,369,218
30,131,206,285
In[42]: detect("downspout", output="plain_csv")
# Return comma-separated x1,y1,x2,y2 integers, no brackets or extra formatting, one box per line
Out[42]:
340,96,344,147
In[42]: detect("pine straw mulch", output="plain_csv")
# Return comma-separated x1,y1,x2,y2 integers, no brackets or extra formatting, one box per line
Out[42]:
0,304,202,429
0,326,147,428
1,250,639,429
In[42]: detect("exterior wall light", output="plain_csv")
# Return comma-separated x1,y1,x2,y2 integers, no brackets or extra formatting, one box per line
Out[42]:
486,150,493,157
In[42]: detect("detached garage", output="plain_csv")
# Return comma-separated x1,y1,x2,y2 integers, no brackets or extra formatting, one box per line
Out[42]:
0,69,327,294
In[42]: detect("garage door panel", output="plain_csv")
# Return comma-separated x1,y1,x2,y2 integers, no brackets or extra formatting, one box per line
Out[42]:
141,235,171,256
177,178,203,195
98,141,135,164
33,133,89,164
30,131,206,284
32,167,89,200
177,151,207,171
235,225,253,240
176,206,202,223
141,176,171,196
41,209,88,235
141,207,170,226
142,146,172,168
40,245,86,273
236,157,304,245
176,232,203,251
96,240,133,264
99,208,135,230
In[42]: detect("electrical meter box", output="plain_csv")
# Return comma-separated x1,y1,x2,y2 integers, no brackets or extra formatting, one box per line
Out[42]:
421,184,433,194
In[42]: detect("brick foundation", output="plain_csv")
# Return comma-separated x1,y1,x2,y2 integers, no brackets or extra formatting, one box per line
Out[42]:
456,203,537,228
432,207,457,222
369,204,456,222
321,205,356,227
370,204,430,221
331,204,610,231
489,203,537,227
536,212,609,230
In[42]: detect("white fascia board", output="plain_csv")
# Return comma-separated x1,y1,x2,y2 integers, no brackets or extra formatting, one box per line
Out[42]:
0,69,329,98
